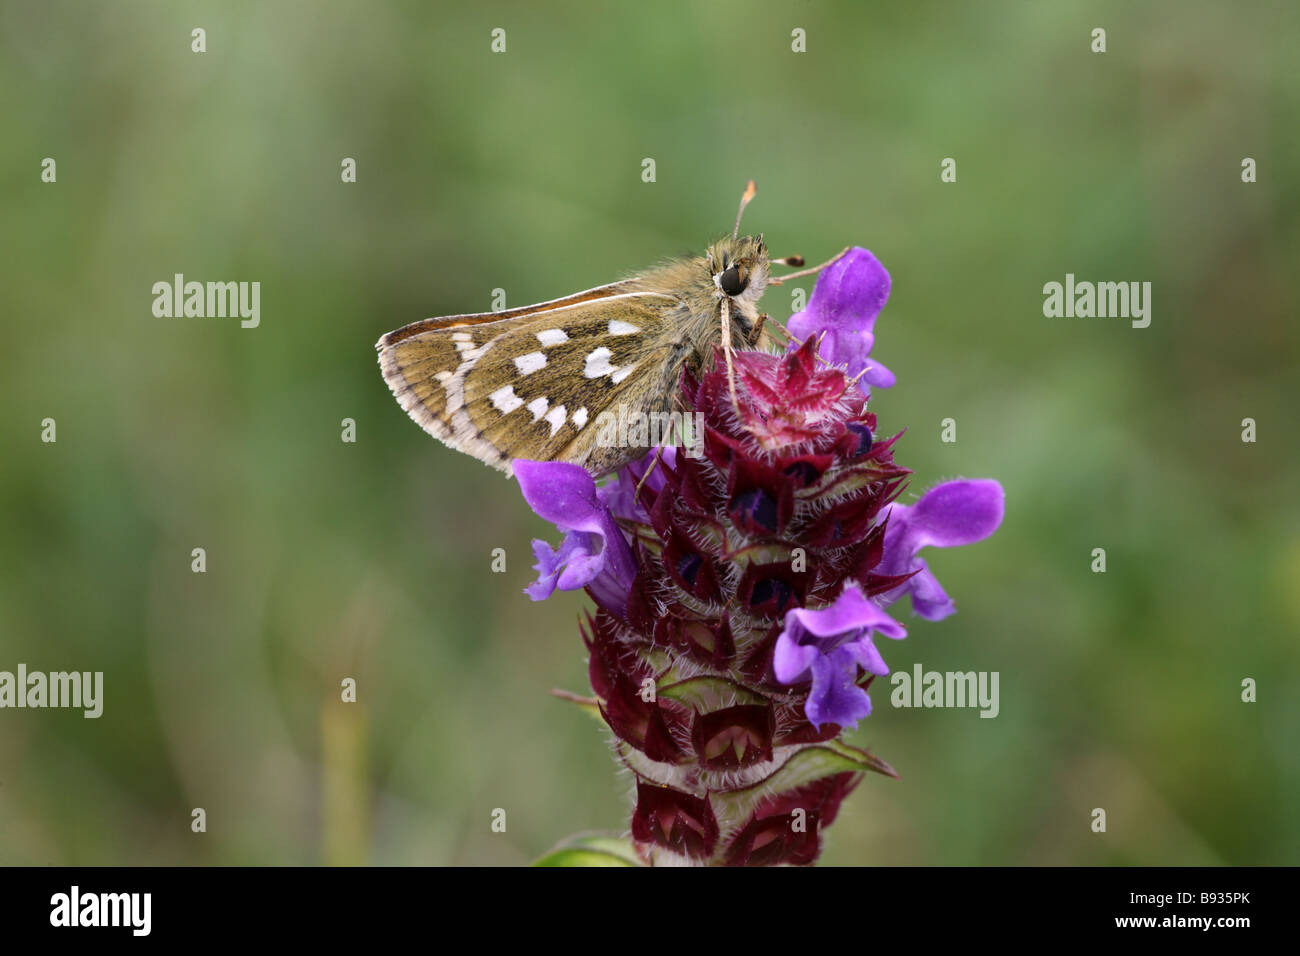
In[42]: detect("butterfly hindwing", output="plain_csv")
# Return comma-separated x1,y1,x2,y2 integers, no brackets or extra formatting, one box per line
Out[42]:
377,279,642,468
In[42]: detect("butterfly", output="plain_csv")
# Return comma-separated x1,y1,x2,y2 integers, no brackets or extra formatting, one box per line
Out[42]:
376,182,838,476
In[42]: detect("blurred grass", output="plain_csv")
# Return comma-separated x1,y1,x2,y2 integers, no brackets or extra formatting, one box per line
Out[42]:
0,0,1297,865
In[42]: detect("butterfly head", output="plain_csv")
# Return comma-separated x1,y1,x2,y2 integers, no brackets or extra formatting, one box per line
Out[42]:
707,234,770,304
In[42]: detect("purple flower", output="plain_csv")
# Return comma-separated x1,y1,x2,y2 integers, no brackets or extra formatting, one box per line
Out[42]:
773,583,907,730
876,480,1005,620
514,460,637,609
596,446,675,524
786,247,895,389
499,243,1003,865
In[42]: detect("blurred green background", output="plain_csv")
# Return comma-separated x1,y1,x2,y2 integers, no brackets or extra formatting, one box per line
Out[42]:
1,0,1297,866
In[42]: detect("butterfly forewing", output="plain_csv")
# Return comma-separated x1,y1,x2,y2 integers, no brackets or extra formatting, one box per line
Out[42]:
378,279,643,344
378,289,693,475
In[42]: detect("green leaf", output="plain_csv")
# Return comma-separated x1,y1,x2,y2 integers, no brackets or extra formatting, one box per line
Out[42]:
533,832,645,867
822,739,899,779
657,675,769,709
710,742,897,828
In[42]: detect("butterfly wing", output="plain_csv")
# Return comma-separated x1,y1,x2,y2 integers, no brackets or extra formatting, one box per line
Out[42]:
378,288,698,475
377,279,640,467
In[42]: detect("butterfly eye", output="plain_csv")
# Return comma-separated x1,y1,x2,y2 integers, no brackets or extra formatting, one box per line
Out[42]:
719,264,747,297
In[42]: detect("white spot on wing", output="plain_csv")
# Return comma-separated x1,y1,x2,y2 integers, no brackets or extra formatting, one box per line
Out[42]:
489,384,523,413
543,405,567,437
515,351,547,375
584,347,615,378
611,363,637,384
608,320,639,335
572,407,588,429
536,329,568,347
526,397,548,421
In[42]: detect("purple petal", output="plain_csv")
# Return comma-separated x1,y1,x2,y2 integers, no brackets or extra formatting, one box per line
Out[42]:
583,566,630,619
524,539,562,602
806,648,873,729
773,634,820,684
515,460,608,534
878,480,1005,620
525,533,601,601
597,470,644,523
773,583,905,728
514,459,638,599
901,559,954,621
889,479,1005,552
782,584,906,644
554,537,607,590
857,354,895,389
786,247,893,384
596,446,674,524
814,330,876,385
842,633,891,677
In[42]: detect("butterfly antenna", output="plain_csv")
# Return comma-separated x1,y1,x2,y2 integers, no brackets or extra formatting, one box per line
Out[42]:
733,180,757,239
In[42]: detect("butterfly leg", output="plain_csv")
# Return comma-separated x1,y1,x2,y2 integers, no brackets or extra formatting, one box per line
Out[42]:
766,246,853,286
634,445,665,497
